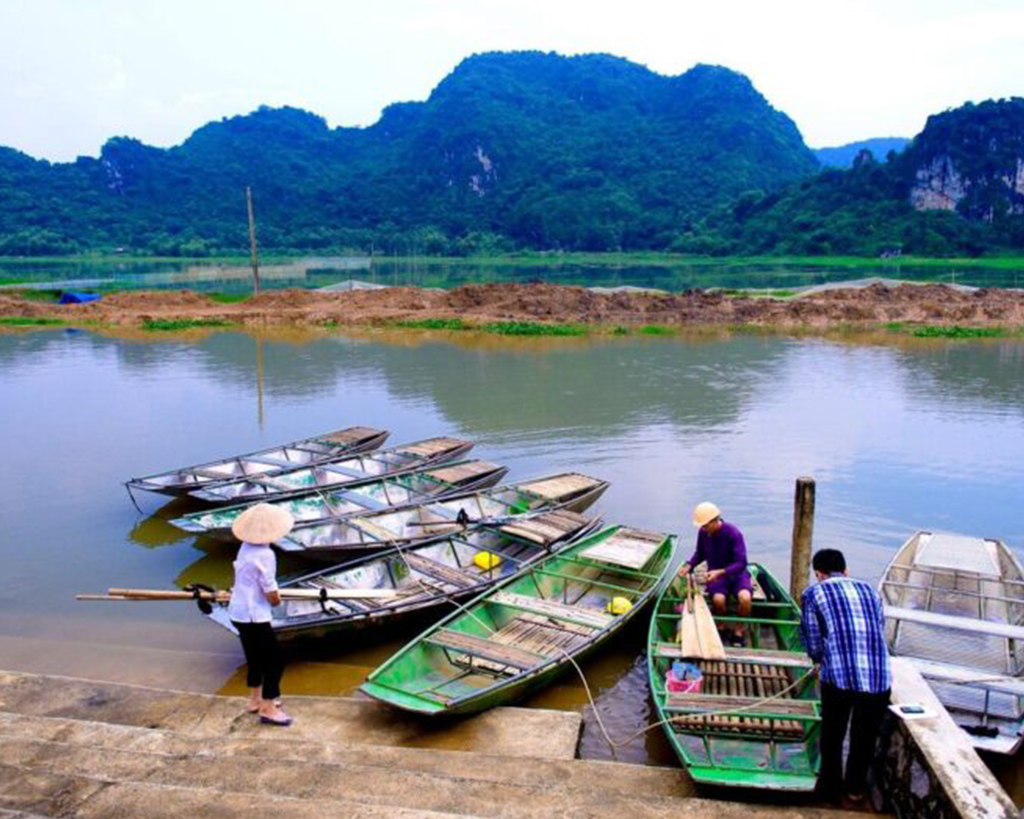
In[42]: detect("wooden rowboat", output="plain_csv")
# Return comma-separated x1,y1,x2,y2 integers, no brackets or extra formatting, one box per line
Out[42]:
126,426,388,497
274,472,609,560
186,437,473,504
647,564,821,791
360,524,675,715
170,460,508,537
206,509,602,642
880,530,1024,754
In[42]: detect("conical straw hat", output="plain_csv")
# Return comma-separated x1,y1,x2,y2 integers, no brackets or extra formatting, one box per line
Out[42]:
231,503,295,544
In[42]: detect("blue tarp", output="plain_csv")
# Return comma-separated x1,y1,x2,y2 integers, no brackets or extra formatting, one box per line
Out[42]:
58,292,102,304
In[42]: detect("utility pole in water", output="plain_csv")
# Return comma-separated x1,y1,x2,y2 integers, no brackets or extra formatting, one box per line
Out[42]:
246,186,260,295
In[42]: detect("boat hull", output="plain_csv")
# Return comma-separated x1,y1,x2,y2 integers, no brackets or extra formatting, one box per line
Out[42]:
127,428,388,497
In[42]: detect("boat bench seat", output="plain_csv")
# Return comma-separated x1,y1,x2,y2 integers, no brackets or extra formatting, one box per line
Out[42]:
427,628,545,670
321,463,369,479
912,658,1024,696
403,553,480,588
491,591,612,629
654,643,814,669
664,693,819,720
336,490,388,511
885,606,1024,640
244,455,299,469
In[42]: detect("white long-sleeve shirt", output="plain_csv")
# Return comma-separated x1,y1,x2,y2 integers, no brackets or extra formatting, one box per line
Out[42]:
226,542,278,623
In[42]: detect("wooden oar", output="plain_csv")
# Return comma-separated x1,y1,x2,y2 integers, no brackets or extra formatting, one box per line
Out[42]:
678,578,725,660
77,586,396,602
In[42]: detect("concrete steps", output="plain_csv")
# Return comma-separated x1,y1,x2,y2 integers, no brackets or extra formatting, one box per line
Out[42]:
0,671,863,819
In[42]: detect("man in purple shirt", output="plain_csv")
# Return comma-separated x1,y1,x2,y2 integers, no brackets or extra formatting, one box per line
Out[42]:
677,501,752,645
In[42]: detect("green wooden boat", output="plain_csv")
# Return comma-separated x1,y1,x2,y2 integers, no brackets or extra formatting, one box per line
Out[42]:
361,524,676,715
647,564,821,791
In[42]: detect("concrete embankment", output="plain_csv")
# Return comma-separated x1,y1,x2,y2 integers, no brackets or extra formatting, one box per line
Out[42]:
0,670,860,819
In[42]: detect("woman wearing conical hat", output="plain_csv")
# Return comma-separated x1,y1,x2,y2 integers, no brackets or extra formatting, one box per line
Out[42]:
227,503,294,726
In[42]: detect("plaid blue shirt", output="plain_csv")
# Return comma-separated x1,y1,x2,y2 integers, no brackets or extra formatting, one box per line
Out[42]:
800,576,891,693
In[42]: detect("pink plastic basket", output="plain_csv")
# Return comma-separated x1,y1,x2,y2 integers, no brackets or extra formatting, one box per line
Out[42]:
666,669,702,694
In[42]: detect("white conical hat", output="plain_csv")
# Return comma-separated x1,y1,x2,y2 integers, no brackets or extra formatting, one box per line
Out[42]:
231,503,295,544
692,501,722,528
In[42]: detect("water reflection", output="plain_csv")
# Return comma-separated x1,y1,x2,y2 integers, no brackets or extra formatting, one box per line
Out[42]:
2,326,1024,773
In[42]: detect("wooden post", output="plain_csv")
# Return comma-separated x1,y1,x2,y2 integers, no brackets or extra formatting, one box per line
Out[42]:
246,186,260,295
790,476,816,602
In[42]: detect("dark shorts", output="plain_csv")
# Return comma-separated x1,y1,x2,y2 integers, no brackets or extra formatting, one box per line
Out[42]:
706,570,752,597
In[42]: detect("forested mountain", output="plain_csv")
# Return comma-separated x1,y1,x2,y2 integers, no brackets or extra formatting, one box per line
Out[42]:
0,51,818,255
692,99,1024,256
814,137,909,168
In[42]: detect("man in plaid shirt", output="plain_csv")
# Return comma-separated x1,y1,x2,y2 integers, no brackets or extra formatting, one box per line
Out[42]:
800,548,891,804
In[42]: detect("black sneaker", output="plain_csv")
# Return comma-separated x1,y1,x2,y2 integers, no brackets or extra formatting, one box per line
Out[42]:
728,633,746,647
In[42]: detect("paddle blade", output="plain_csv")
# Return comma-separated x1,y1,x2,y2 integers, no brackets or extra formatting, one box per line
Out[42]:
692,593,727,660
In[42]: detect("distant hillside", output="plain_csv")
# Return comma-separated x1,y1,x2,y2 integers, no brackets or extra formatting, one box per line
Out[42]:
814,137,909,168
0,51,817,256
691,98,1024,256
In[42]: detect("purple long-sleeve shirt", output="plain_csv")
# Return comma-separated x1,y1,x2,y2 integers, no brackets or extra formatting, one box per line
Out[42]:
686,520,748,577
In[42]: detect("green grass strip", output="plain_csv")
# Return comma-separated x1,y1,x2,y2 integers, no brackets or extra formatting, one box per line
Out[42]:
0,316,64,326
481,321,587,336
207,293,250,304
394,317,468,330
638,324,675,336
910,325,1006,339
141,318,233,331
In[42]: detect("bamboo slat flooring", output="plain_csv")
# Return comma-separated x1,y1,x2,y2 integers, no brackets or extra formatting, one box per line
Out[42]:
667,660,808,736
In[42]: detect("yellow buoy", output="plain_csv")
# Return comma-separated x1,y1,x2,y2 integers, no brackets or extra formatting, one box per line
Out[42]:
607,596,633,615
474,551,502,570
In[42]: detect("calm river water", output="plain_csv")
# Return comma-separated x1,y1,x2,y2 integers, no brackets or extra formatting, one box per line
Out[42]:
2,326,1024,778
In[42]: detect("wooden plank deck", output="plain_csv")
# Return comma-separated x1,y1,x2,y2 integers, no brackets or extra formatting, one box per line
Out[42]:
403,553,480,589
499,510,589,544
518,474,598,501
581,527,664,569
490,591,612,629
427,629,545,670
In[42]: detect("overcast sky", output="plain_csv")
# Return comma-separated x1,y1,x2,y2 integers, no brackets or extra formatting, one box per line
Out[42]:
2,0,1022,162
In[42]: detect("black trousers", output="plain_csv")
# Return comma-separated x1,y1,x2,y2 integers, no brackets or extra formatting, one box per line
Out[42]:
232,621,284,701
819,682,891,795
